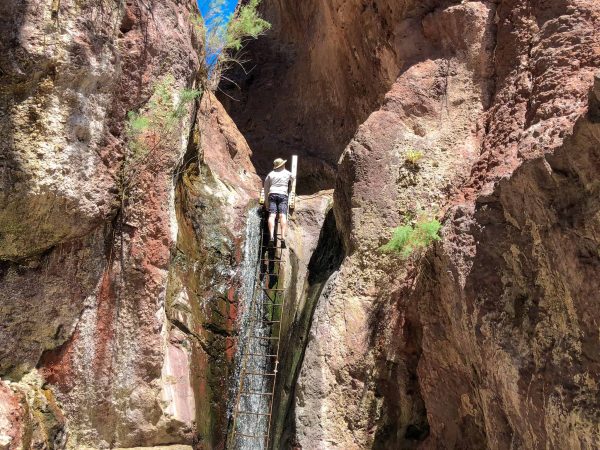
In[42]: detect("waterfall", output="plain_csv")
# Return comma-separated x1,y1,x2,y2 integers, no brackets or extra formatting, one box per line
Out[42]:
230,207,273,450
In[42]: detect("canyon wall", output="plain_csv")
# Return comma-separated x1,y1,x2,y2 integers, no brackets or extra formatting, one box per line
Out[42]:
220,0,441,191
0,2,260,449
1,0,599,449
223,0,600,448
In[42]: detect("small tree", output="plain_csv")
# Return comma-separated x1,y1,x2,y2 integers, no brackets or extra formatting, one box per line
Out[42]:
195,0,271,91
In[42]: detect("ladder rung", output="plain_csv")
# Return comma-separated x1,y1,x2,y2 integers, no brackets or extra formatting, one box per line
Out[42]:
249,319,281,324
237,432,269,439
236,410,271,416
240,391,274,396
256,295,283,300
244,372,276,376
244,353,278,357
261,288,286,291
251,336,279,340
260,259,283,262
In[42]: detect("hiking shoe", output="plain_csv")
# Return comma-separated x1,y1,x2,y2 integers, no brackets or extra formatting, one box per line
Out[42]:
268,238,274,248
280,240,287,249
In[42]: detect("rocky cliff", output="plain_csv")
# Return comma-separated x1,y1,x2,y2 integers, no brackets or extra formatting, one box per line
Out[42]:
221,0,600,449
1,0,599,449
0,1,260,448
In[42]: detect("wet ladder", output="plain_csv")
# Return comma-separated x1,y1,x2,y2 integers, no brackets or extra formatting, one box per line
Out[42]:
229,218,287,449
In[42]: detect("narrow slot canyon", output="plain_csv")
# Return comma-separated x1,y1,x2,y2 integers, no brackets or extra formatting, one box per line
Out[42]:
1,0,599,449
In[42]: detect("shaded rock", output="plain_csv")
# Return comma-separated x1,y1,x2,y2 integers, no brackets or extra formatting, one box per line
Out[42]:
270,190,346,449
219,0,438,191
1,0,203,448
165,92,261,449
292,1,496,448
260,0,600,449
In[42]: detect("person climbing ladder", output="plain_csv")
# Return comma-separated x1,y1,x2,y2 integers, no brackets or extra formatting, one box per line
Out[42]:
263,157,295,248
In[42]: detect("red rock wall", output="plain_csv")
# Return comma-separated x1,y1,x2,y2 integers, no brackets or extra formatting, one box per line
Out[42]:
166,93,261,449
417,3,600,443
0,1,259,449
1,0,599,448
222,0,600,448
219,0,436,191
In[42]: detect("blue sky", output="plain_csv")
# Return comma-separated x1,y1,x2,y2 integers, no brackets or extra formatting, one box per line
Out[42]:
197,0,239,66
198,0,239,20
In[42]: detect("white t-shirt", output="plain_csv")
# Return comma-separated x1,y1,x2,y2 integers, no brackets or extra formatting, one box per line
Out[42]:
264,169,294,196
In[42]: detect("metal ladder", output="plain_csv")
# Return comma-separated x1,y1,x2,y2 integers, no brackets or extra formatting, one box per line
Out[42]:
229,215,287,449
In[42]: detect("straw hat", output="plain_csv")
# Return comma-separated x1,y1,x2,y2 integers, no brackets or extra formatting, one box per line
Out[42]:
273,158,287,169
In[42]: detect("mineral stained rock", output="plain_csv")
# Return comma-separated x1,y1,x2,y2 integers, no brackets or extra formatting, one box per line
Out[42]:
0,1,259,449
2,0,600,448
165,92,261,449
1,0,202,446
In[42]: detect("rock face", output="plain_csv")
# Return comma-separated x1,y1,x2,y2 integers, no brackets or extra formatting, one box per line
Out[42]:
166,93,260,449
2,0,600,449
223,0,600,449
416,9,600,448
219,0,432,191
0,1,259,449
270,190,345,448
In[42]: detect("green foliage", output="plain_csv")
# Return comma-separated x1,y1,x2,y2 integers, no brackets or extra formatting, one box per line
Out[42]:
127,111,149,133
122,76,201,191
380,218,442,258
405,149,424,165
194,0,271,90
225,0,270,51
125,111,150,166
173,88,202,118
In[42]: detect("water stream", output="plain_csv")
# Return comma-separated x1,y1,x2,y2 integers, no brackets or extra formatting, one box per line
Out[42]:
230,207,273,450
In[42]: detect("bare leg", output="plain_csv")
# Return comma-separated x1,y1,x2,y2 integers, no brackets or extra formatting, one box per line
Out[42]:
268,213,276,240
279,212,288,241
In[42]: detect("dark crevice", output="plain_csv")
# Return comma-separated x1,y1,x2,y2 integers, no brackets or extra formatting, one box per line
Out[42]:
171,318,212,356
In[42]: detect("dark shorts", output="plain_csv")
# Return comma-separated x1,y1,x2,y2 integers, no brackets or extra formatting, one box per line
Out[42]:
268,193,288,214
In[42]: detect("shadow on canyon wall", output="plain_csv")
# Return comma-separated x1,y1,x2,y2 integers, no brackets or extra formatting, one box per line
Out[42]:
218,0,464,194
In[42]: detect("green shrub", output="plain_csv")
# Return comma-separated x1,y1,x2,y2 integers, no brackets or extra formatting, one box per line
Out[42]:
405,149,424,165
195,0,271,90
380,218,442,258
225,0,270,51
122,76,201,189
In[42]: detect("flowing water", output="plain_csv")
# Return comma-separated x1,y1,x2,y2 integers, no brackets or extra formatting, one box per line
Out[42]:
230,208,274,450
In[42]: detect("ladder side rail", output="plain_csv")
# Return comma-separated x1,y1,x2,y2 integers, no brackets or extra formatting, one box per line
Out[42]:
265,259,289,447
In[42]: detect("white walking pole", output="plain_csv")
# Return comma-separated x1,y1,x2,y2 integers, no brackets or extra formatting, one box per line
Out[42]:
289,155,298,211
